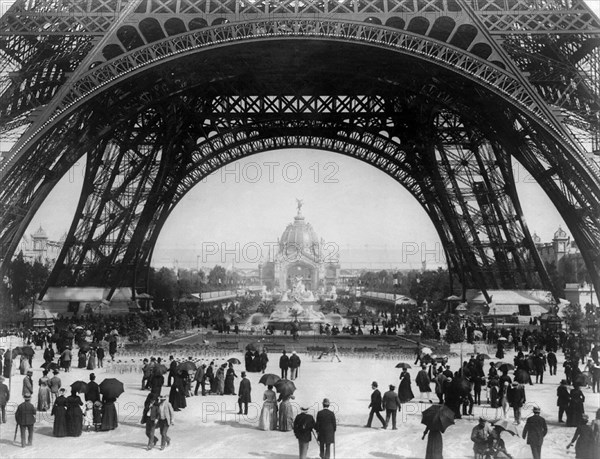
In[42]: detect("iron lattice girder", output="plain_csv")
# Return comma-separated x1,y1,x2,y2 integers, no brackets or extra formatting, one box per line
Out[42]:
2,16,585,179
1,0,598,156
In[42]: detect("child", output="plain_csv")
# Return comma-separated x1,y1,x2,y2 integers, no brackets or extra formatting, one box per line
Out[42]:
93,401,103,431
84,401,94,431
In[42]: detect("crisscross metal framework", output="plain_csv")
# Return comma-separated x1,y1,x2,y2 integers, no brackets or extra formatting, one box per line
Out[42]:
0,0,599,303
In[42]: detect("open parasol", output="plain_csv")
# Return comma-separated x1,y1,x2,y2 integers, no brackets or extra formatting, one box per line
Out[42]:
421,347,433,355
177,361,197,373
99,378,124,399
154,363,168,375
395,362,412,369
450,377,472,396
274,379,296,398
227,357,241,365
421,404,455,433
498,363,515,373
70,381,89,394
259,373,281,386
514,369,531,384
497,337,507,341
492,418,519,436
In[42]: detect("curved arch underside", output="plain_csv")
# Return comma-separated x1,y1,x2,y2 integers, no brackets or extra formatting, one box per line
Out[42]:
1,36,599,302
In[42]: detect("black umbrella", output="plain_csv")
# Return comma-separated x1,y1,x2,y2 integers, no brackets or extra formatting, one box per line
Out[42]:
78,342,91,352
499,363,515,373
514,369,531,384
259,373,281,386
71,381,88,394
421,404,455,433
99,378,124,399
274,379,296,398
177,361,197,373
154,363,168,375
21,346,35,357
450,377,472,396
395,362,412,369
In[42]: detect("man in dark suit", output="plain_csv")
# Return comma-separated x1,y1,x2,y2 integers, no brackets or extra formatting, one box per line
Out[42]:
315,398,336,459
279,351,290,379
546,351,557,375
0,375,9,423
556,380,570,423
365,381,386,428
382,384,402,430
237,371,251,415
15,394,36,447
85,373,101,403
293,406,316,459
522,406,547,459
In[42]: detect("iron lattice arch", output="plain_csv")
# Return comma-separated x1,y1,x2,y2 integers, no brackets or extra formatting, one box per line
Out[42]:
0,0,599,302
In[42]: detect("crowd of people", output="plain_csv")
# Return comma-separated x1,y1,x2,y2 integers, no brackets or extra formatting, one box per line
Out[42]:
1,316,600,459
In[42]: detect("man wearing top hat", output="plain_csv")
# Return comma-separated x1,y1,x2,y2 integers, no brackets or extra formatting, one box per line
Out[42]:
365,381,386,429
522,406,547,459
237,371,251,415
293,405,316,459
15,394,36,447
315,398,336,459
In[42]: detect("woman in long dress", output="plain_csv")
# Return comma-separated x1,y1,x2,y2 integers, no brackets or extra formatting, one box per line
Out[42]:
258,385,278,430
168,371,187,411
100,396,118,430
65,390,83,437
224,364,237,395
568,414,595,459
37,379,52,411
422,426,443,459
568,384,586,427
77,349,87,368
52,388,68,437
87,349,97,370
398,369,414,403
278,394,295,431
216,365,226,395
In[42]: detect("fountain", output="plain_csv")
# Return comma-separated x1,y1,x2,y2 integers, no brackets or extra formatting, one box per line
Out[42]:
267,276,325,331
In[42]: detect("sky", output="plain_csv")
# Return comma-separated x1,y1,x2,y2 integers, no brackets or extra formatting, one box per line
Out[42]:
4,0,600,270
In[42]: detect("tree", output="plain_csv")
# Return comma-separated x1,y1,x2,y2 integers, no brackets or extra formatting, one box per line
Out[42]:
127,313,149,343
444,317,464,343
562,302,585,333
208,265,227,287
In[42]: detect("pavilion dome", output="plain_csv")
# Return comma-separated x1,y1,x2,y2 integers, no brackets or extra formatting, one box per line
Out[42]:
32,225,48,239
553,226,568,240
279,211,321,259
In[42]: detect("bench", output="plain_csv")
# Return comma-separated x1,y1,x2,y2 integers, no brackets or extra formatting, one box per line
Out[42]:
264,344,286,353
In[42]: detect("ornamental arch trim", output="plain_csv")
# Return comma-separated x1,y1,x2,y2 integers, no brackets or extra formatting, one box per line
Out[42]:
6,17,574,177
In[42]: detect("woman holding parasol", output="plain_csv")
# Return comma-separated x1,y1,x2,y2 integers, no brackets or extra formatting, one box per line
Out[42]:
100,378,123,430
258,384,278,430
421,404,454,459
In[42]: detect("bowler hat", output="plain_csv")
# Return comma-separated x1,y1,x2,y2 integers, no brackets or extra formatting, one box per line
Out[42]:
533,407,541,413
322,398,330,406
301,406,309,412
24,394,31,400
372,381,378,387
